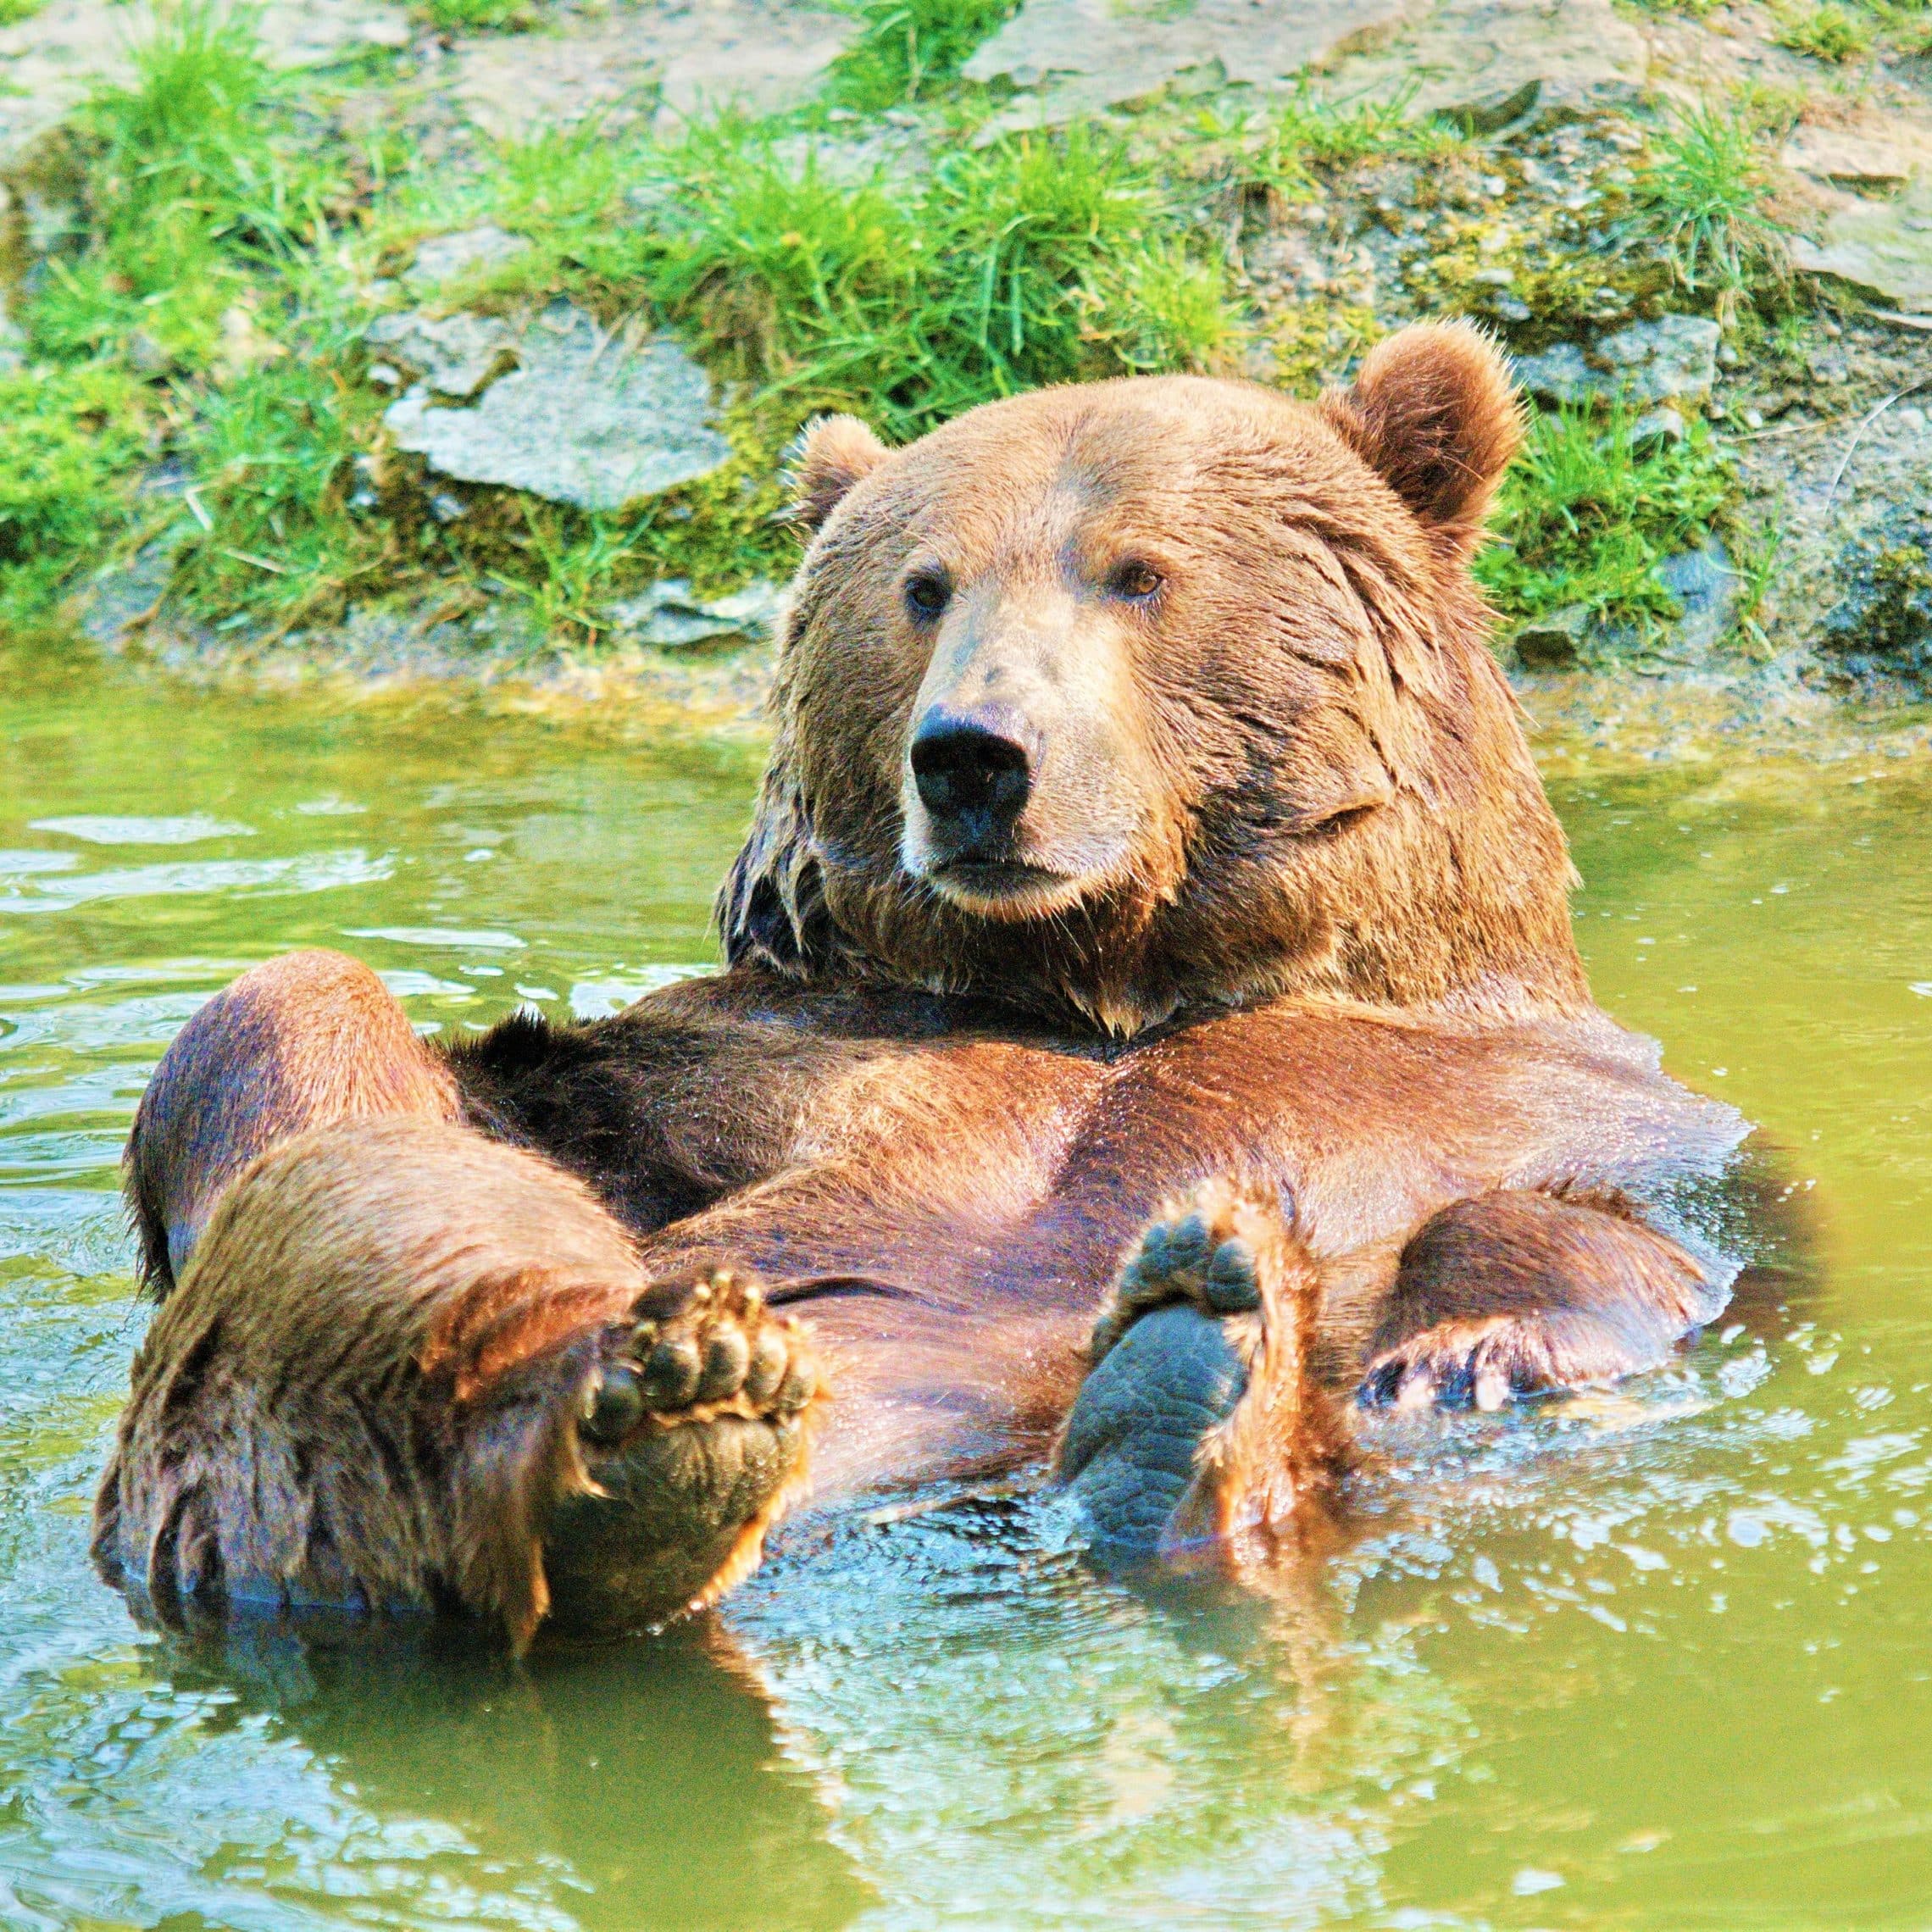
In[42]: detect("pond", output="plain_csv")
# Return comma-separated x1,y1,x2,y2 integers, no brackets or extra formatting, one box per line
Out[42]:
3,641,1931,1930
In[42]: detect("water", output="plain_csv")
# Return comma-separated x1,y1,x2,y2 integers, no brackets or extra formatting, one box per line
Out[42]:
3,641,1931,1929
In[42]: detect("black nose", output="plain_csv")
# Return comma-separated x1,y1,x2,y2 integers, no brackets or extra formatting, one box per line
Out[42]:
909,708,1033,837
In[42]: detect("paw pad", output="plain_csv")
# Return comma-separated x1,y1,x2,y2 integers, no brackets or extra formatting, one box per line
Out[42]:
1093,1198,1274,1366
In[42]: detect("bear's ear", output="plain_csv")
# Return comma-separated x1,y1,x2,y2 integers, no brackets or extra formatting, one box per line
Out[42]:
1320,323,1522,542
785,414,891,534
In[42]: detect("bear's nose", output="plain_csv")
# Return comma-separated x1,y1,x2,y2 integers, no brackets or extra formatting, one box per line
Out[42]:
908,707,1034,838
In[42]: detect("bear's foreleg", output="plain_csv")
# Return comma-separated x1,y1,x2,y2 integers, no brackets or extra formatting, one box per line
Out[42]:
95,1117,820,1650
1356,1190,1728,1411
126,949,462,1293
1054,1179,1347,1561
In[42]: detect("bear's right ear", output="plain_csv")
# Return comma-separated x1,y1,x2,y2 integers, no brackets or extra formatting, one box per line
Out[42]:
1319,322,1522,547
785,414,891,534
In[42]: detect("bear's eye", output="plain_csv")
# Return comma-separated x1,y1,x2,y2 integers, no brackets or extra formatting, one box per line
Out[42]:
904,572,952,621
1108,561,1164,602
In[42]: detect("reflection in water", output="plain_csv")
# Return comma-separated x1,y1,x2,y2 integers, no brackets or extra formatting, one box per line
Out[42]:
2,643,1932,1926
188,1623,872,1932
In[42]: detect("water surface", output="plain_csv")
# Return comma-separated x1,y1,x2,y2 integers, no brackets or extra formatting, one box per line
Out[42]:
3,645,1930,1929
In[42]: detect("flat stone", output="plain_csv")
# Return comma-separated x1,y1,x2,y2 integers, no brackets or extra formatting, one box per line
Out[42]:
1512,314,1721,408
961,0,1403,131
364,310,519,400
402,226,534,292
1794,177,1932,314
449,0,852,142
1657,539,1735,657
1782,129,1915,192
1627,405,1687,455
607,578,787,647
1326,0,1646,131
384,303,732,513
0,0,408,165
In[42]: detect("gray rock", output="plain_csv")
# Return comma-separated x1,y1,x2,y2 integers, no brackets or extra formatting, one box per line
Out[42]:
364,309,520,400
449,0,852,144
1510,604,1591,668
1793,177,1932,315
1781,129,1915,192
961,0,1406,134
1626,406,1686,456
1512,315,1722,408
402,226,535,292
1820,506,1932,689
1657,539,1735,657
608,578,787,648
384,303,732,514
1325,0,1646,131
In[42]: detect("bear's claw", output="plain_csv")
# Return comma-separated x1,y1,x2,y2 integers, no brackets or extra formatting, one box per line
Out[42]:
1356,1307,1657,1414
574,1272,819,1452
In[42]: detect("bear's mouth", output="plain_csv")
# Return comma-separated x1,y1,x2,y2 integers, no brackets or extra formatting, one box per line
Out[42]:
926,856,1080,918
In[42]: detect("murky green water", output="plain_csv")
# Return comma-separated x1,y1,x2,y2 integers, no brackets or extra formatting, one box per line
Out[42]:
4,642,1932,1930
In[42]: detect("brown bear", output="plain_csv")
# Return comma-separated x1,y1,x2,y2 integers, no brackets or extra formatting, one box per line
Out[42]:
95,324,1753,1652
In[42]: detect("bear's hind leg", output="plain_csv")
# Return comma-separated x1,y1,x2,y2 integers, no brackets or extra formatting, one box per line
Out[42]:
127,949,460,1292
97,1118,820,1650
1357,1190,1728,1412
1055,1180,1346,1561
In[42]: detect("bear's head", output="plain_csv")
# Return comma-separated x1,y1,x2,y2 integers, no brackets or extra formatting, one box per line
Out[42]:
720,323,1588,1035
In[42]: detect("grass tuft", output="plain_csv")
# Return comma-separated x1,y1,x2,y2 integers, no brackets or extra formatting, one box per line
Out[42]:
1636,99,1787,320
825,0,1019,108
1477,405,1738,643
1772,1,1876,58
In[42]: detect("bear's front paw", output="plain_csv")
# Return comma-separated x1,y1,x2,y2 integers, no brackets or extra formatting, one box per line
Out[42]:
1056,1180,1343,1562
1356,1307,1663,1413
543,1270,820,1637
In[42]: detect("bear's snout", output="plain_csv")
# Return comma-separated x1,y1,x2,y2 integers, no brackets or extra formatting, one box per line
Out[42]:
908,704,1035,855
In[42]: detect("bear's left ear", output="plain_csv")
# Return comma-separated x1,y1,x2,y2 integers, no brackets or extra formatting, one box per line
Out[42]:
785,414,891,534
1320,322,1522,545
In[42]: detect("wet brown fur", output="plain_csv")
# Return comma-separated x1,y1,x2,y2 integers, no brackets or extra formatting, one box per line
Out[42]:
101,325,1764,1645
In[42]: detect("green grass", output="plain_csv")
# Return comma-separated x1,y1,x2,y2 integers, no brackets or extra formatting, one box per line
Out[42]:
26,0,357,373
148,85,1238,640
0,364,152,571
825,0,1019,109
1636,99,1787,320
1477,406,1738,648
0,0,380,625
1773,0,1876,58
467,111,1236,430
1,0,1804,656
418,0,540,31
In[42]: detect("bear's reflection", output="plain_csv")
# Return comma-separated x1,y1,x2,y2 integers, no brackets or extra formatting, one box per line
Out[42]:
184,1615,871,1931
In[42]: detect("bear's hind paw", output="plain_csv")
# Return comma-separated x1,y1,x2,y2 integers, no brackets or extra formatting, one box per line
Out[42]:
1056,1180,1344,1563
542,1270,821,1638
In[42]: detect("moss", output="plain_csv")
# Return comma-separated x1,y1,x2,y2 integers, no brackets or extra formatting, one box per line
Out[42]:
1822,510,1932,687
1263,303,1383,397
417,0,543,31
1401,199,1674,350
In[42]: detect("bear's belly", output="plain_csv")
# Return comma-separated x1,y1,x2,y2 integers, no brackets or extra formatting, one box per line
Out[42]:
629,1000,1754,1496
